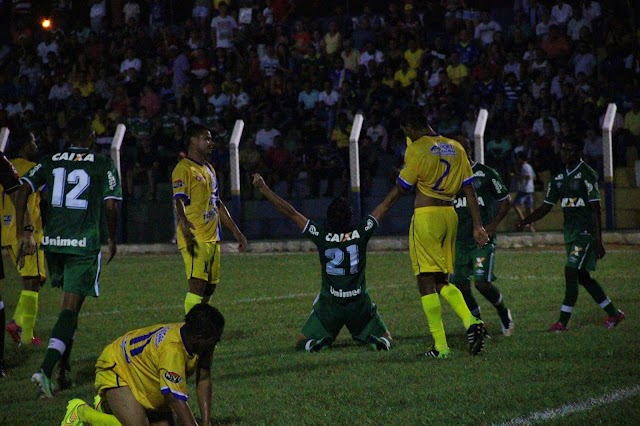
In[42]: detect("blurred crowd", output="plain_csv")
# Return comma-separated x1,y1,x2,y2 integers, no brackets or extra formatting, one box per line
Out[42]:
0,0,639,201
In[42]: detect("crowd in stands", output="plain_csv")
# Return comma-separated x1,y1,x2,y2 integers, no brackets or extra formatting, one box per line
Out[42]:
0,0,639,201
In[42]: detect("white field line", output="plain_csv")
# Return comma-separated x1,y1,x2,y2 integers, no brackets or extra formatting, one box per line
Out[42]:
496,385,640,426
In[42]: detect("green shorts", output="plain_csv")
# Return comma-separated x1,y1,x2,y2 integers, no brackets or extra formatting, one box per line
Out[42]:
565,235,597,271
301,293,388,342
450,242,497,285
46,251,103,297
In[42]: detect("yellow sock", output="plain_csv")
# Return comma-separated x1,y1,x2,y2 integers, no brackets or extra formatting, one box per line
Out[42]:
184,292,203,314
18,290,38,342
439,284,479,330
12,292,26,327
78,404,122,425
421,294,448,352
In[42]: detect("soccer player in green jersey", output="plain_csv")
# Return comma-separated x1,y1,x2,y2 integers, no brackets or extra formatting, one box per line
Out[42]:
15,116,122,397
450,137,514,336
516,137,625,331
252,173,396,352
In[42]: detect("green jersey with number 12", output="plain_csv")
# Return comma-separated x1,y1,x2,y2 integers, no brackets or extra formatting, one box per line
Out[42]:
21,147,122,254
303,215,378,304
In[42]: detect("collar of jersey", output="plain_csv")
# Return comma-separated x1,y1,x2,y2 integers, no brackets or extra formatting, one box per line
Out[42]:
565,160,584,176
186,157,204,166
68,146,90,150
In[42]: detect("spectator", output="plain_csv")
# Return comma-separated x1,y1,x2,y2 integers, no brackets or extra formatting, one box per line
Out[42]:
583,128,603,176
542,25,571,60
567,7,590,41
266,135,297,197
323,20,342,56
445,52,469,88
550,0,572,27
454,29,480,66
571,42,597,78
513,151,537,232
210,2,237,50
255,115,281,151
359,42,385,75
474,11,502,46
123,0,142,25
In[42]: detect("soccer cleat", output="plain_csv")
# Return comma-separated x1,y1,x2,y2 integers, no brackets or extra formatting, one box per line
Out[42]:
32,369,54,398
500,309,514,337
31,336,44,346
307,337,333,352
467,322,486,355
6,320,23,345
57,368,73,391
0,364,7,378
424,347,450,359
366,335,391,351
605,310,625,329
548,321,569,332
61,398,86,426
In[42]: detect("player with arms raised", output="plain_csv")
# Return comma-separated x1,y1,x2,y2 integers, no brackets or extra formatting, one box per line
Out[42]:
172,124,247,314
252,174,395,352
516,137,624,331
450,136,514,336
14,116,121,397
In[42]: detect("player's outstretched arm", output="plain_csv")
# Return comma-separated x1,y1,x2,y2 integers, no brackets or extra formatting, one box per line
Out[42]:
219,201,247,252
515,203,552,230
195,365,213,426
462,182,489,246
252,173,308,230
486,196,512,238
370,184,404,223
104,198,119,263
590,201,605,259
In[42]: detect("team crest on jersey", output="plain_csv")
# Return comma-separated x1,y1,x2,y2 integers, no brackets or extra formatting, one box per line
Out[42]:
475,257,485,268
195,175,203,181
155,327,168,347
571,181,580,190
163,371,183,384
555,174,564,180
570,246,582,257
472,179,481,189
574,172,582,179
173,179,184,189
3,214,11,226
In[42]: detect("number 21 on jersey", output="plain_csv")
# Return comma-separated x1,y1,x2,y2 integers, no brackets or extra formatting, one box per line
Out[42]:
325,244,359,275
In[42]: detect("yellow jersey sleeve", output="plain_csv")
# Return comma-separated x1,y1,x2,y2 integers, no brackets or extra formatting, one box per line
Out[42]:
172,160,191,202
157,344,192,402
1,158,42,246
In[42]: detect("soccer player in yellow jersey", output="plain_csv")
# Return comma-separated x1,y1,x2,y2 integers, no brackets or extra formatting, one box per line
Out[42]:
382,109,490,358
61,303,224,426
2,132,46,347
172,124,247,314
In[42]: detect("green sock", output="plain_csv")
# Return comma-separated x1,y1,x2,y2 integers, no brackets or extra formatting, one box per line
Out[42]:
184,292,203,314
439,284,479,330
421,294,448,353
41,309,78,378
17,290,39,342
78,403,122,425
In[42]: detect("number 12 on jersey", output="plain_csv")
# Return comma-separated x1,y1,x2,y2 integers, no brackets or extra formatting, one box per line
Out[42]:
51,167,90,210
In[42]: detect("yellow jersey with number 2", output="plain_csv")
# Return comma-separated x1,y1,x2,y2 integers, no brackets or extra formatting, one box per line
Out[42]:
397,135,474,201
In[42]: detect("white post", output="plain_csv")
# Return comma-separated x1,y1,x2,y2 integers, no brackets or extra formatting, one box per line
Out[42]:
602,103,617,230
349,113,364,219
110,123,126,181
229,119,244,221
0,127,10,153
473,109,488,164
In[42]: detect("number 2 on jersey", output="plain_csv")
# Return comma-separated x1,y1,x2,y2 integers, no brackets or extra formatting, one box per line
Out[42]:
325,244,359,275
52,168,90,209
432,159,451,191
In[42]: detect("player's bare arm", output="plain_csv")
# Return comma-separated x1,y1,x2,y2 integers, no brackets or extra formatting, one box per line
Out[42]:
218,201,247,252
252,173,308,230
174,197,197,254
105,198,119,263
195,365,213,426
166,394,200,426
485,196,512,238
370,184,404,223
461,182,489,246
515,202,552,230
591,201,606,259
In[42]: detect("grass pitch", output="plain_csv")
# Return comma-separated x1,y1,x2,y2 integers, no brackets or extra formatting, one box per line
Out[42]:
0,249,638,425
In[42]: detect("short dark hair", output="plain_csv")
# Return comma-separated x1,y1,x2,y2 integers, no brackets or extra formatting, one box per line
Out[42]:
186,123,210,141
6,130,33,159
66,116,93,145
399,107,427,129
562,136,584,152
183,304,225,339
327,197,353,233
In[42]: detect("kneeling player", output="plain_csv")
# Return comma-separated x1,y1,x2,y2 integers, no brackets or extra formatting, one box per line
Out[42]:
252,174,394,352
61,304,224,426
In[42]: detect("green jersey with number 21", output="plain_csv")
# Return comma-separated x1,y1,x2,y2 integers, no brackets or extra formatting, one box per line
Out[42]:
303,215,378,304
21,147,122,254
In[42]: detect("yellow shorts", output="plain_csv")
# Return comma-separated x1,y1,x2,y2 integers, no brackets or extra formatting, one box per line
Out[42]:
180,241,221,284
95,345,165,411
409,206,458,275
6,244,46,280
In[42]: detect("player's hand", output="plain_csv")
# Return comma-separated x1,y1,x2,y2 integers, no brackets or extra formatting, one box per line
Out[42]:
514,220,526,231
485,223,497,239
236,232,248,252
473,225,489,247
107,238,117,264
595,240,606,259
180,220,197,256
16,234,36,269
251,173,266,189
